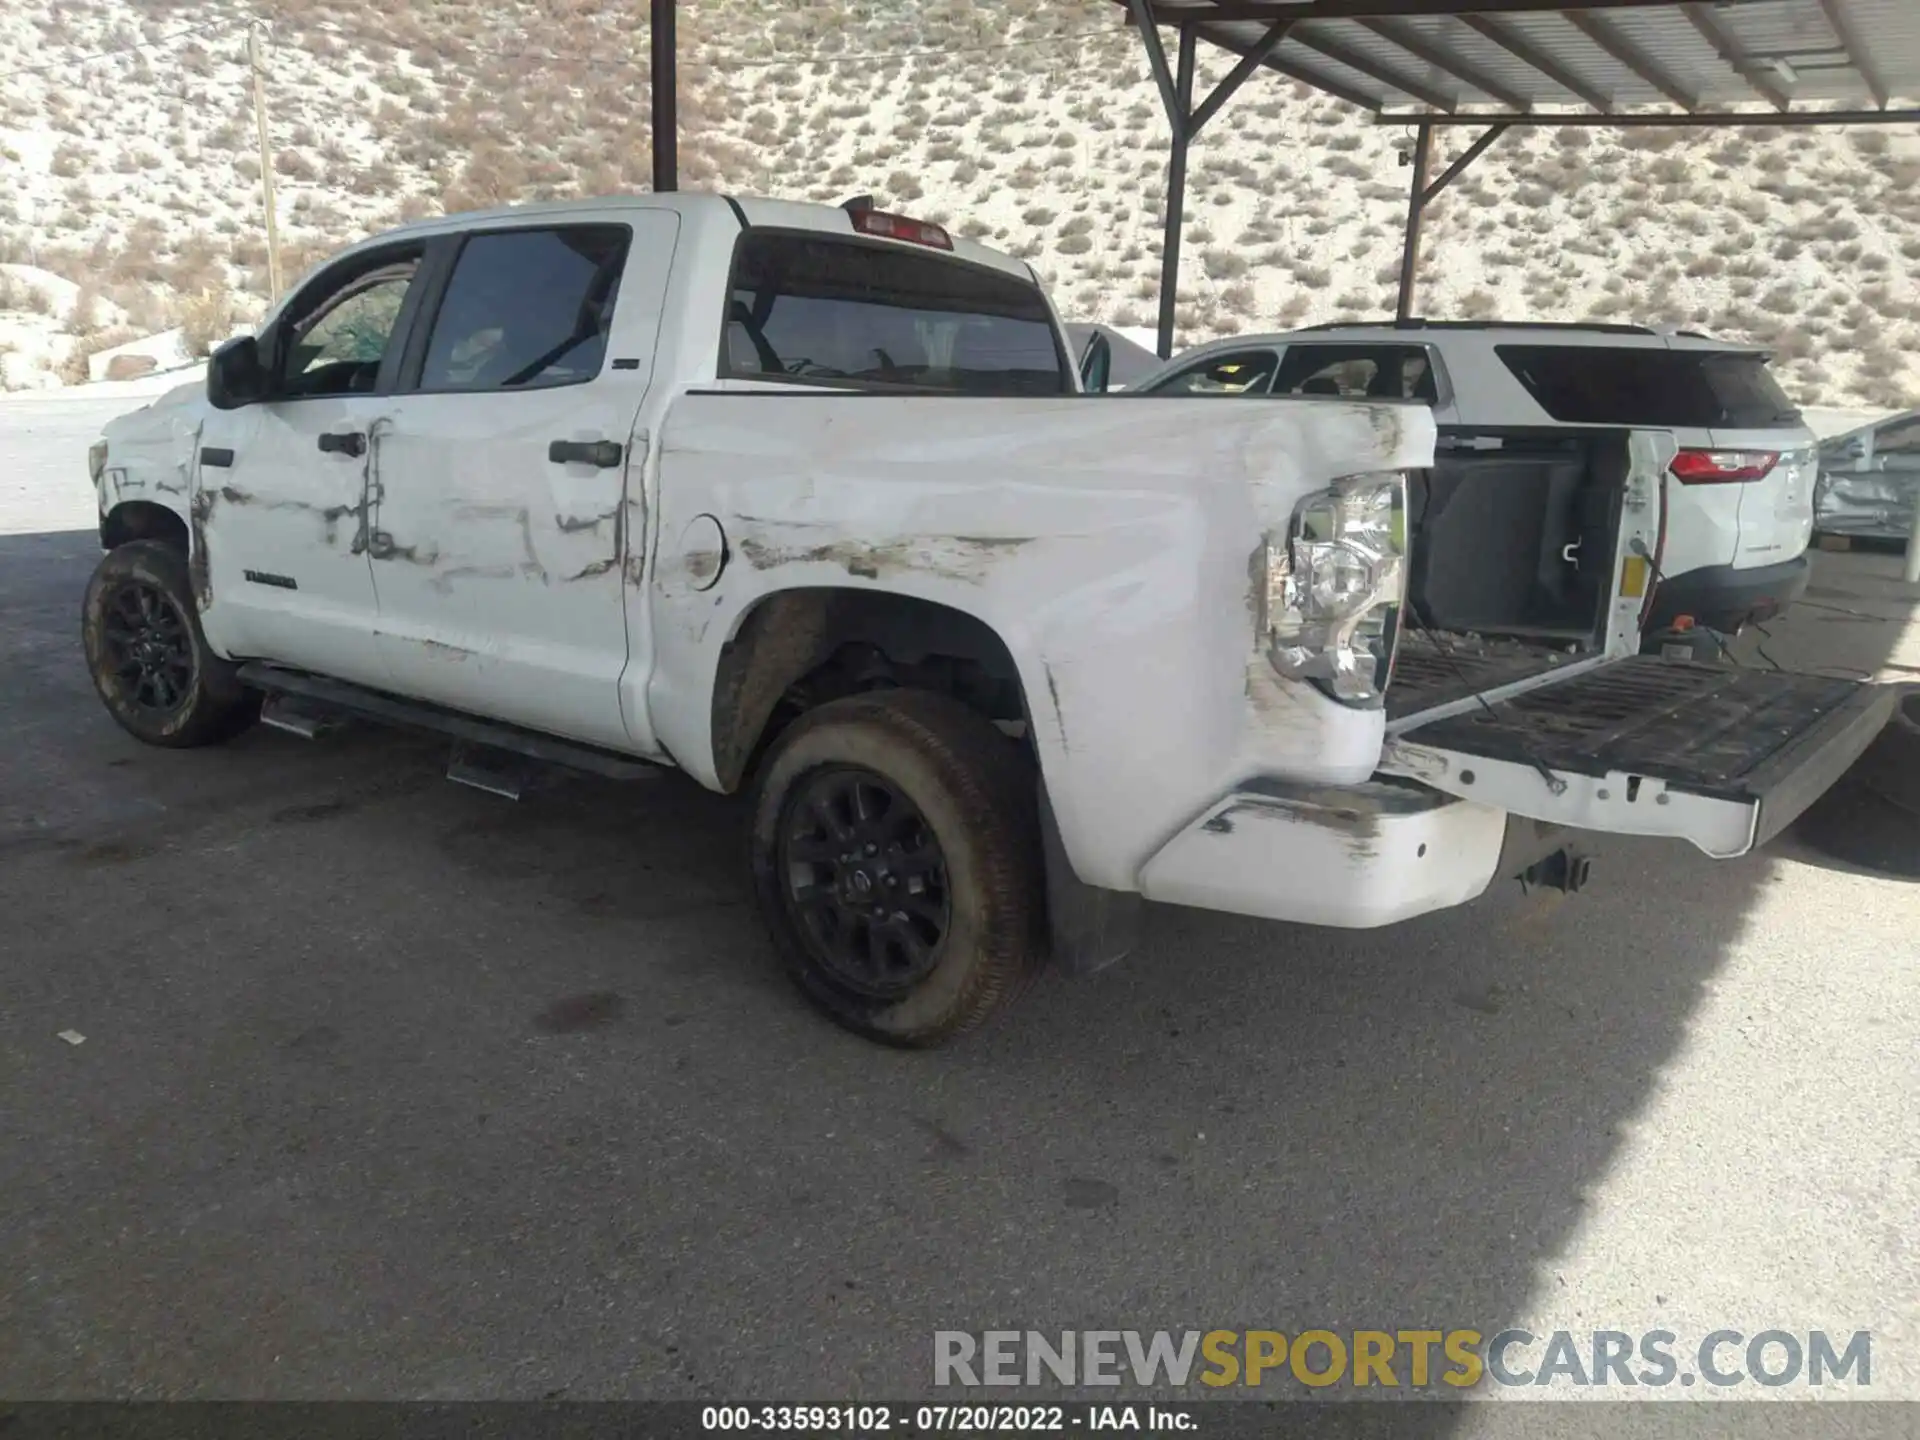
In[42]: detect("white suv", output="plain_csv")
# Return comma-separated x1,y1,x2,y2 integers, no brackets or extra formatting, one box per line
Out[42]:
1129,322,1818,648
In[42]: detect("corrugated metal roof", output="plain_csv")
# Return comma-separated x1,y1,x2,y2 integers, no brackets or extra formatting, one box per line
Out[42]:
1110,1,1920,115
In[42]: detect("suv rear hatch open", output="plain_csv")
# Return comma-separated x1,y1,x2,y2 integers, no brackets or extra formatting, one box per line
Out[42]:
1383,424,1894,858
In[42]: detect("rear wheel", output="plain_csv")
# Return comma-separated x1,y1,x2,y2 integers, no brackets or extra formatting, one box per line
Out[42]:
747,689,1045,1047
81,540,257,748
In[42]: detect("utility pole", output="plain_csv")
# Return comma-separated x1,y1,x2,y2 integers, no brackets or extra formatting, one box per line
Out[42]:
248,22,284,300
650,0,677,192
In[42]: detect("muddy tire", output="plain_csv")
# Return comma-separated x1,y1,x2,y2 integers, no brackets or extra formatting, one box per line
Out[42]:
82,540,257,748
747,689,1046,1047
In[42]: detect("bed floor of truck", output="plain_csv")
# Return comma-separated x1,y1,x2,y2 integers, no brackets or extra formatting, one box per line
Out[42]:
1386,633,1583,720
1396,658,1863,799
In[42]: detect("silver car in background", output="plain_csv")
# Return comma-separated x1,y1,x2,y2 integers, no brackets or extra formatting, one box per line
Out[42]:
1816,407,1920,541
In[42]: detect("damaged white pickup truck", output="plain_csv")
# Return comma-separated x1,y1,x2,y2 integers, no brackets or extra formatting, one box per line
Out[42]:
84,193,1896,1044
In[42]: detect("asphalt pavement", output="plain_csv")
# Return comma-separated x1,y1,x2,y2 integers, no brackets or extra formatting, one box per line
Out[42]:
1,394,1916,1424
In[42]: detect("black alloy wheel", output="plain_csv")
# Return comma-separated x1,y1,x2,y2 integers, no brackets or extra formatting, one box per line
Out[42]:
777,765,952,998
98,579,196,717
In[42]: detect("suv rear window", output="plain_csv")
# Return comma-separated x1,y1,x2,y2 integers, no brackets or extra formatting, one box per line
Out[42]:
1496,345,1800,428
724,232,1068,396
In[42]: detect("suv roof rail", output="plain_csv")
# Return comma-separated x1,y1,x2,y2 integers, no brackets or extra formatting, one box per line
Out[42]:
1295,319,1661,336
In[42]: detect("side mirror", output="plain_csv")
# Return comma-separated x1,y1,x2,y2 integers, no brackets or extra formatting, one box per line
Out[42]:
207,335,268,411
1079,331,1112,395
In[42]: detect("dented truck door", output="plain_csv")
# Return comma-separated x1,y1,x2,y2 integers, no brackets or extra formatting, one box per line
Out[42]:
193,240,432,691
360,212,680,754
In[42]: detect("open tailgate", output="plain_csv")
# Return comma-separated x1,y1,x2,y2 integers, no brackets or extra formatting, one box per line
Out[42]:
1381,658,1896,858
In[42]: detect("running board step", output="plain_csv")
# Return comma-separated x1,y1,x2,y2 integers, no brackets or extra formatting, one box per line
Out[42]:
259,692,337,740
235,663,665,782
446,740,543,801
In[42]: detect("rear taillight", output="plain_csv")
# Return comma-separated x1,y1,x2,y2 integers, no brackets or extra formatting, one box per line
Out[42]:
1669,449,1779,484
850,209,953,250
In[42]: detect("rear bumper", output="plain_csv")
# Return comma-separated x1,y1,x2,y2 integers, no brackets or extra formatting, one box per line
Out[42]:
1645,556,1809,633
1136,778,1513,928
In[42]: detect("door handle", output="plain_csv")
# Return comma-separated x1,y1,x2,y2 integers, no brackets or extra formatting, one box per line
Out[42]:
317,431,367,457
547,439,624,468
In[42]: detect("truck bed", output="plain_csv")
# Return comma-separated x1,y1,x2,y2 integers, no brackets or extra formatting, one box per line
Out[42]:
1386,631,1582,721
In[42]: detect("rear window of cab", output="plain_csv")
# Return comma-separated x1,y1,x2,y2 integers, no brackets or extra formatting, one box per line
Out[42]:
722,231,1069,397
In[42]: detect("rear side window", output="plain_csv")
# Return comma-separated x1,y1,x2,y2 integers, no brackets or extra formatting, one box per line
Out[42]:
418,225,630,391
723,231,1068,396
1496,345,1800,428
1150,349,1280,394
1274,344,1439,403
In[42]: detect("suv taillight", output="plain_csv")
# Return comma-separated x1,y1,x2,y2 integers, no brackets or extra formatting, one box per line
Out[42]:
1670,449,1779,484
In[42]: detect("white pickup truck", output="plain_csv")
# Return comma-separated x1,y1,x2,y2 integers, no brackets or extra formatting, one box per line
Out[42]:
84,192,1895,1044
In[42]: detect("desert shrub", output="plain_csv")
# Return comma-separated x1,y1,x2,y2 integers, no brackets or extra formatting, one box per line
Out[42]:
1459,288,1499,321
179,290,249,356
1056,233,1092,256
66,286,105,335
1203,250,1248,280
57,326,143,385
1685,254,1725,278
0,272,55,313
50,141,87,178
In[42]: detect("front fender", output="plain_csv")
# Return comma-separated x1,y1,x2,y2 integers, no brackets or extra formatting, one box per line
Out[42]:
96,413,203,541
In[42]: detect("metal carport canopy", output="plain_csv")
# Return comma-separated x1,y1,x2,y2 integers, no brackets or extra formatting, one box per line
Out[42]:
1103,1,1920,356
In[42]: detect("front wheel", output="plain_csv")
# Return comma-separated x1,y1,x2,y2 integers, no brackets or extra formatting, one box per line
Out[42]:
747,689,1046,1047
81,540,257,748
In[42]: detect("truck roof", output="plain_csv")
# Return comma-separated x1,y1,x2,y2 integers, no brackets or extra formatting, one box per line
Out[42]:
364,190,1041,284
